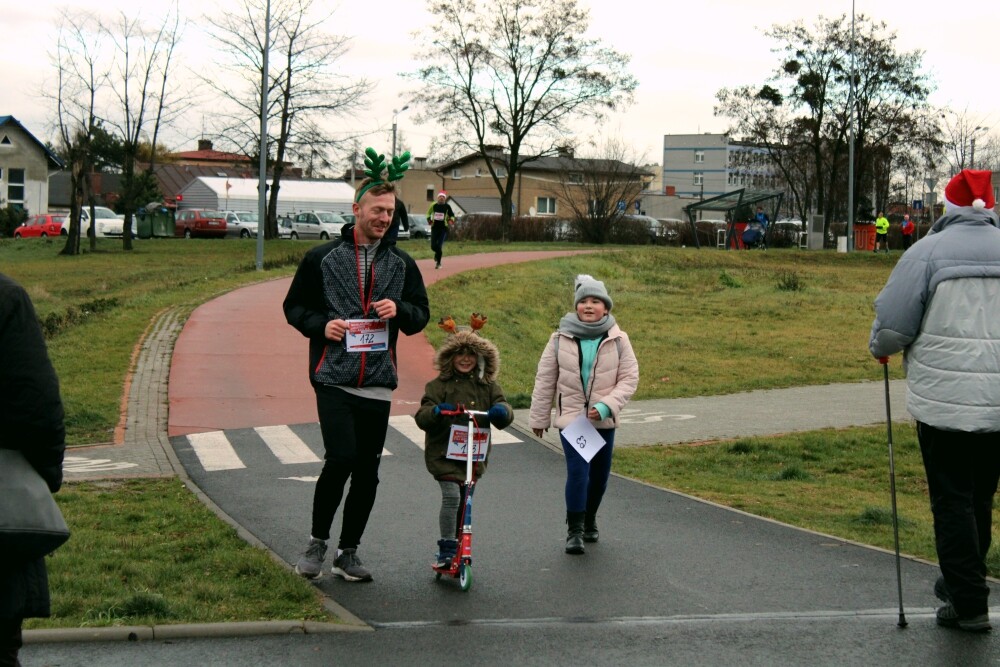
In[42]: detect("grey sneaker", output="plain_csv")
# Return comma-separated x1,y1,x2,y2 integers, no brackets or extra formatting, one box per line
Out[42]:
936,603,992,632
332,548,373,582
294,538,327,579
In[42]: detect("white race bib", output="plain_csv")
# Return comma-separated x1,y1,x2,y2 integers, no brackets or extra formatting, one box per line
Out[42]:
561,413,607,463
344,319,388,352
446,424,490,462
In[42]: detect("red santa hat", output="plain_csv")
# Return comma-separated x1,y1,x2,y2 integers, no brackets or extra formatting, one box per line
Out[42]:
437,191,447,199
944,169,995,213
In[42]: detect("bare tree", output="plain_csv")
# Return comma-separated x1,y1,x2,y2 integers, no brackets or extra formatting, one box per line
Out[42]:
555,138,648,244
716,14,932,234
104,7,186,249
413,0,637,239
203,0,370,238
49,11,106,256
938,109,995,174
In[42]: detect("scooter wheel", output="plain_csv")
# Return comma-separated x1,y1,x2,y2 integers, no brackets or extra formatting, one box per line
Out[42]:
459,563,472,591
435,572,442,580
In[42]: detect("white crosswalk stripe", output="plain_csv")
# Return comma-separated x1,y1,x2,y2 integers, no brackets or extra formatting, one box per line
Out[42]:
254,425,322,464
188,431,246,471
389,415,427,450
185,420,523,473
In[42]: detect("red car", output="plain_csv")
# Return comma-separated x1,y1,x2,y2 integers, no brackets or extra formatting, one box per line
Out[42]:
15,214,66,238
174,209,227,239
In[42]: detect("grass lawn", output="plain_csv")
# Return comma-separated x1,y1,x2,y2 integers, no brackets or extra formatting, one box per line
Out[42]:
5,238,993,626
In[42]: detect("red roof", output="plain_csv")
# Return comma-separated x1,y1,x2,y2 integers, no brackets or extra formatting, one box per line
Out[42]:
171,149,251,163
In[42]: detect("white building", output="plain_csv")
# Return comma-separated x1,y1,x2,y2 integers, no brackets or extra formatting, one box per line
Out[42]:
177,177,356,215
662,133,779,200
0,116,64,214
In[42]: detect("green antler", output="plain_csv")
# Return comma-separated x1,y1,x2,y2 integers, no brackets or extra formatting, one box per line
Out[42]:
387,151,411,182
363,147,388,180
355,147,411,202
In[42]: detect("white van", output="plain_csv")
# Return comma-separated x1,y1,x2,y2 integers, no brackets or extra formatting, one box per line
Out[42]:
289,211,347,240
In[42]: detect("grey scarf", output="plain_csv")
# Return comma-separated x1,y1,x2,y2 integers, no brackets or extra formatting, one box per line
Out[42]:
558,312,616,339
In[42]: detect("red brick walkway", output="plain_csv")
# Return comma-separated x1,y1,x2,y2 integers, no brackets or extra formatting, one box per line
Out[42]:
167,250,593,436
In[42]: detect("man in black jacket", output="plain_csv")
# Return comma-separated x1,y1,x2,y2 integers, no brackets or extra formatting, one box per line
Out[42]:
284,176,429,582
0,273,66,666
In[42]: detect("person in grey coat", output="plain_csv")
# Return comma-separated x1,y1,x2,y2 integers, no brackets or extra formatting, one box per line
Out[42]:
0,273,66,666
869,169,1000,633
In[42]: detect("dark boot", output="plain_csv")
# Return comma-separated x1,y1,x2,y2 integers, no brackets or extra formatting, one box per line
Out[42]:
436,539,458,568
583,511,599,543
565,511,585,555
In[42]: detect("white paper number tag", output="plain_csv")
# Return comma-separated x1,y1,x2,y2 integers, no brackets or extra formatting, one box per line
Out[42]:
446,424,490,462
344,319,388,352
561,413,607,463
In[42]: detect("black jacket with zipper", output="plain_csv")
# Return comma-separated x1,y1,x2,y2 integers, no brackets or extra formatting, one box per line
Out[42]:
283,224,429,389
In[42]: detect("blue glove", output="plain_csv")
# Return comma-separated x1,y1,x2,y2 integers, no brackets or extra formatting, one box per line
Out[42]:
433,403,456,416
487,404,509,427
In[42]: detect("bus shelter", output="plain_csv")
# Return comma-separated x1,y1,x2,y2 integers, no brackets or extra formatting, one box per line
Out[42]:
683,189,784,249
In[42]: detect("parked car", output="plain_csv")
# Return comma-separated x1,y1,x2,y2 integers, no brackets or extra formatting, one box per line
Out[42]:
289,211,347,240
14,214,66,238
174,209,227,238
82,205,128,237
276,217,293,239
224,211,259,238
655,218,684,243
58,205,128,238
620,214,663,243
407,214,432,239
341,213,356,225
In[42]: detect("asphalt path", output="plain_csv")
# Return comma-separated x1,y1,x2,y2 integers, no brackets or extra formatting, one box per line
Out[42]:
32,251,1000,665
37,417,1000,665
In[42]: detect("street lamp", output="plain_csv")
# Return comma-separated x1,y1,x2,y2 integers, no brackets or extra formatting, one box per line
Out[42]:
970,125,989,169
392,105,409,156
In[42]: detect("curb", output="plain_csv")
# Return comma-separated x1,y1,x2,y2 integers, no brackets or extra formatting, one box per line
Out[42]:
23,620,366,644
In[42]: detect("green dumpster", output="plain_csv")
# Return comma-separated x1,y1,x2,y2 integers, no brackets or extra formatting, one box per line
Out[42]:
151,209,175,237
135,210,152,239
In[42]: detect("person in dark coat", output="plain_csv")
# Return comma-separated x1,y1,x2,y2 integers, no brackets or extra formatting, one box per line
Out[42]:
0,273,66,667
415,320,513,567
384,195,410,244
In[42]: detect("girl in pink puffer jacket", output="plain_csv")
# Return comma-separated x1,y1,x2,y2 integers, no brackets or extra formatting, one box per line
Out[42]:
529,275,639,555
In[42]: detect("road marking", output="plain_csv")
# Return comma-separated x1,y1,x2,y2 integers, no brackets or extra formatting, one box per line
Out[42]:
254,425,321,464
389,414,522,450
188,431,245,471
63,456,139,473
389,415,427,450
618,407,696,424
183,418,520,473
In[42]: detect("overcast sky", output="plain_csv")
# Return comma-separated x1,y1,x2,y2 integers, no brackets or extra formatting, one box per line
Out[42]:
4,0,997,166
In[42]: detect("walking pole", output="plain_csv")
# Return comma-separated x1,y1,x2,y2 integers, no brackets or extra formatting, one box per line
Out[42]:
879,356,907,628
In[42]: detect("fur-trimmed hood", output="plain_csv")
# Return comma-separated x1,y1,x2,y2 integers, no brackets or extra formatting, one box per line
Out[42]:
433,330,500,382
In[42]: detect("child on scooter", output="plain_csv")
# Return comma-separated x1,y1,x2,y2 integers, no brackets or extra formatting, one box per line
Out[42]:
414,316,514,567
529,274,639,555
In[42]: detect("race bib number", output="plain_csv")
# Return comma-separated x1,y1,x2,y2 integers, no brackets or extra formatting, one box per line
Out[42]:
446,424,490,462
561,413,606,463
344,319,388,352
433,212,445,221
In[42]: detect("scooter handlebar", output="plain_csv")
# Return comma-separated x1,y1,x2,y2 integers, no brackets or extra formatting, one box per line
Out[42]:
438,407,490,417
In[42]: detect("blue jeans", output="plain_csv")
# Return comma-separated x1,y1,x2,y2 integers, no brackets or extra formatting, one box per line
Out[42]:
560,428,615,513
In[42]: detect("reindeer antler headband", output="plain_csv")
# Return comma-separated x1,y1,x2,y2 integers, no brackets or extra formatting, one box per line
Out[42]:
354,147,411,202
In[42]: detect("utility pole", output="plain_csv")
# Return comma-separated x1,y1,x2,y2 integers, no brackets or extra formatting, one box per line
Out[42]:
255,0,271,271
392,106,409,157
